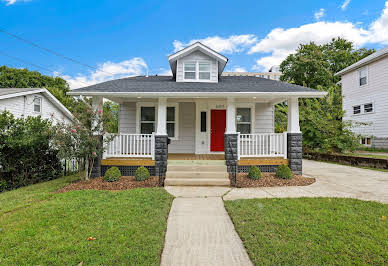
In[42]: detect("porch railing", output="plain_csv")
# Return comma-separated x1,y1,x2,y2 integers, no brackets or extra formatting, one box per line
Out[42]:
238,132,287,159
104,133,155,159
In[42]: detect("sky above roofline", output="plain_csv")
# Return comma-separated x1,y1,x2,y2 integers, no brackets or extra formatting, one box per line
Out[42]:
1,0,387,89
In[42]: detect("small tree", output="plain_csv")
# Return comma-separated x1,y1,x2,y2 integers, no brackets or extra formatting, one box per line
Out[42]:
52,103,114,180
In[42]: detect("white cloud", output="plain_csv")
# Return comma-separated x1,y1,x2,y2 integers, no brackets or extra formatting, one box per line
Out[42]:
227,66,247,72
158,68,172,76
314,8,325,20
249,1,388,70
2,0,29,5
173,35,258,54
60,57,148,89
341,0,351,11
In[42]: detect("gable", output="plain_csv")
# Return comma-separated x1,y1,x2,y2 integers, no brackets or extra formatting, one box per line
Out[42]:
176,50,218,83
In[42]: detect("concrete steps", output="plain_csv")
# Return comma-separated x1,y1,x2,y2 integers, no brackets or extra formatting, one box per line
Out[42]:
165,160,230,187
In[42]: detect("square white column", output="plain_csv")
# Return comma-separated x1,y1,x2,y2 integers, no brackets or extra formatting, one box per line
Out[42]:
156,97,167,135
287,97,301,133
226,97,236,134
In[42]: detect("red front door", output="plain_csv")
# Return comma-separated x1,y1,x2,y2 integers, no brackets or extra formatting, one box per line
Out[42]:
211,110,226,152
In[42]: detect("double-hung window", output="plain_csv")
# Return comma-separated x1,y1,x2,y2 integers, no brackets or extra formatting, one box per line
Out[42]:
364,103,373,113
33,97,42,113
359,67,367,86
184,61,211,81
353,105,361,115
236,108,251,134
167,107,176,138
140,107,155,134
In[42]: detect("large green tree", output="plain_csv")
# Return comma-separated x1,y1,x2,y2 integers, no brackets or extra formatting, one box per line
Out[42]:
0,65,76,111
278,38,375,153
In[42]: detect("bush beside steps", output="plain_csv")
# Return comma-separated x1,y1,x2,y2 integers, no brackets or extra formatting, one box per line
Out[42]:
276,165,293,179
104,167,121,182
248,166,262,180
134,166,150,181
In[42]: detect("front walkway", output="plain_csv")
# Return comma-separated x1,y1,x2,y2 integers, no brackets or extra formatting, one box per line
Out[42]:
161,192,252,266
224,160,388,203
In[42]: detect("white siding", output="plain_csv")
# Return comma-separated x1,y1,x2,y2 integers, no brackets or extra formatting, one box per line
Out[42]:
118,102,136,133
176,50,218,82
0,93,71,124
254,103,274,133
342,56,388,138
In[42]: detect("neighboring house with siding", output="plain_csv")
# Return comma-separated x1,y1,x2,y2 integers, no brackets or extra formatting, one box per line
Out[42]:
68,42,325,185
336,46,388,148
0,88,73,124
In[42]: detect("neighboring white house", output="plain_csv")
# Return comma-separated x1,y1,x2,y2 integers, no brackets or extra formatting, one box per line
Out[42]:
336,46,388,148
68,42,325,183
0,88,73,124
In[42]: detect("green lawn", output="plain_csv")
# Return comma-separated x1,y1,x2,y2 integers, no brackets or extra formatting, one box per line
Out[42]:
346,152,388,160
0,175,174,265
225,198,388,265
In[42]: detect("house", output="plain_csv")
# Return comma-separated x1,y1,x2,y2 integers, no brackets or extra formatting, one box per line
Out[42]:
222,65,282,80
336,46,388,148
68,42,325,186
0,88,73,124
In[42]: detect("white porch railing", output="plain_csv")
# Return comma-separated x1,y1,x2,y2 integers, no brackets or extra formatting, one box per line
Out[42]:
238,132,287,159
104,133,155,159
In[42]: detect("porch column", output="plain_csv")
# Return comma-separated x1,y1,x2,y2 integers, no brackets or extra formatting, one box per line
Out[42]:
156,97,167,135
90,96,103,178
225,97,238,177
287,97,302,175
226,97,236,134
155,97,168,186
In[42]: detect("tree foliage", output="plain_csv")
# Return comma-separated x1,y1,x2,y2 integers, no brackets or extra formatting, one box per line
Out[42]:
278,38,375,153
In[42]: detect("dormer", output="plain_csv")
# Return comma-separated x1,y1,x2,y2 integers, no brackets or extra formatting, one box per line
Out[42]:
168,42,228,83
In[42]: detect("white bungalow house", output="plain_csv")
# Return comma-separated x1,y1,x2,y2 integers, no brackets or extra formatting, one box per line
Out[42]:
336,45,388,149
68,42,326,186
0,88,73,124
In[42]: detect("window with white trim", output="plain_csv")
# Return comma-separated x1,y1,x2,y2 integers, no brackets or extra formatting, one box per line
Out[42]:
359,67,367,86
364,103,373,113
360,137,371,147
140,106,155,134
183,61,211,81
184,61,196,80
33,97,42,113
167,107,176,138
353,105,361,115
236,108,251,134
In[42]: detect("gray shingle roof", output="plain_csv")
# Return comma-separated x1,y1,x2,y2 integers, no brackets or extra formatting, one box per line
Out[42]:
69,75,319,93
0,88,43,96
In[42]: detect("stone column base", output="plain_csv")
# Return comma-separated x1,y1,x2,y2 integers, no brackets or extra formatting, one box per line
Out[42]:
287,133,302,175
155,135,168,186
224,134,238,173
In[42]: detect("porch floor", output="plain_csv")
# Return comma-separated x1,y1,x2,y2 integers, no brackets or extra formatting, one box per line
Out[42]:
168,153,225,160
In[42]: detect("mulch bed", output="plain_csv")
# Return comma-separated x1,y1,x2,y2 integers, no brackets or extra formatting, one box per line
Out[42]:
230,173,315,188
57,176,159,193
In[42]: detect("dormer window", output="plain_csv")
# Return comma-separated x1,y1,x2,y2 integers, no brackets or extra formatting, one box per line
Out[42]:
184,61,211,81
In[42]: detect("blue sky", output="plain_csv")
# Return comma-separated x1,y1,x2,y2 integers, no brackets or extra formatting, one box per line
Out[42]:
1,0,387,88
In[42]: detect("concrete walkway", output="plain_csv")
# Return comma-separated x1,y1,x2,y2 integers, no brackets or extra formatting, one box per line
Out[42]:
224,160,388,203
161,191,252,266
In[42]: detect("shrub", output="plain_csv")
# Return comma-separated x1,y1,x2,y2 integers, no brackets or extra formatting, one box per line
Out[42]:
276,164,293,179
248,166,262,180
0,111,62,191
104,167,121,182
134,166,150,181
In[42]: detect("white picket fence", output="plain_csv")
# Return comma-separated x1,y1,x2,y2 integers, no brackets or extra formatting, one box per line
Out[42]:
104,133,155,159
238,133,287,159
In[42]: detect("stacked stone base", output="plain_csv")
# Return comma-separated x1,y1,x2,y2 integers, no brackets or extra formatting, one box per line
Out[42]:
287,133,302,175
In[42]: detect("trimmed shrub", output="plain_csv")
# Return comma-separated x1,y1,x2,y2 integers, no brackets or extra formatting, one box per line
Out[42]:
248,166,262,180
134,166,150,181
104,167,121,182
276,164,293,179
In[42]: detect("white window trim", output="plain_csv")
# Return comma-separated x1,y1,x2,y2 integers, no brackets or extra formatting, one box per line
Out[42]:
352,105,361,115
183,60,211,82
136,102,179,140
352,102,374,116
33,96,42,113
360,136,372,147
235,103,255,134
359,66,368,87
363,102,374,114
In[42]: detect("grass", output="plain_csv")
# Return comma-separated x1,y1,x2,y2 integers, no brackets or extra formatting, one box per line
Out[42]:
346,152,388,160
0,173,81,215
358,147,388,153
225,198,388,265
309,158,388,172
0,175,174,265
